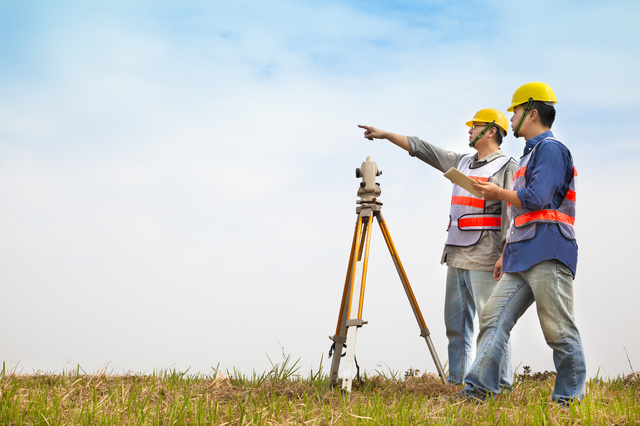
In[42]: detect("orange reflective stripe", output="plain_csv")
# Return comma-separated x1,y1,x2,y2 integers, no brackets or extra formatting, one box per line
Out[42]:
513,167,526,180
515,210,575,227
514,167,576,181
459,217,501,228
468,176,489,183
565,189,576,202
451,196,485,209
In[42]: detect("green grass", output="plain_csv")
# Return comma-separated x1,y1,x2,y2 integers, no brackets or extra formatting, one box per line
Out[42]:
1,359,638,425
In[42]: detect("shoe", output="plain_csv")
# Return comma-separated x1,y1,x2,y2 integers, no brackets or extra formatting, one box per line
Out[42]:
556,397,580,409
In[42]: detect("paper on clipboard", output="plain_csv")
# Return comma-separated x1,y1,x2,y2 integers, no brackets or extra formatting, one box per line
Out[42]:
443,167,483,198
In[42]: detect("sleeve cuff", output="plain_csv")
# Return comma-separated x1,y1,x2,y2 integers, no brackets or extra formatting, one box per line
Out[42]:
516,188,526,207
407,136,418,156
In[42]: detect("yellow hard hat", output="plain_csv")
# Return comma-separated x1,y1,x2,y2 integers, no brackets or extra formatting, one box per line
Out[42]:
465,108,509,137
507,82,557,112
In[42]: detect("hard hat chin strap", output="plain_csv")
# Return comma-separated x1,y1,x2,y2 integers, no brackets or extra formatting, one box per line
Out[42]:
513,97,534,138
469,120,496,148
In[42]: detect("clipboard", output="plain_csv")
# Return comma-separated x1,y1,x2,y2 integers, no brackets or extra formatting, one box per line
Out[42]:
443,167,483,198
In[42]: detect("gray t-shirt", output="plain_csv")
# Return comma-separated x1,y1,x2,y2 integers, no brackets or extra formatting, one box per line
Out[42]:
408,136,517,272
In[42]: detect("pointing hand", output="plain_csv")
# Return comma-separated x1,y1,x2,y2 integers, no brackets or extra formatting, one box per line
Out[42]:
358,124,385,140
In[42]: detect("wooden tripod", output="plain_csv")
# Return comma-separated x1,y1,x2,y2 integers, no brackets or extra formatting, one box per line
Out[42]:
328,157,446,392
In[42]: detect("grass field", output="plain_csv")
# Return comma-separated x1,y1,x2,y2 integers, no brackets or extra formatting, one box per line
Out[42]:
1,357,638,425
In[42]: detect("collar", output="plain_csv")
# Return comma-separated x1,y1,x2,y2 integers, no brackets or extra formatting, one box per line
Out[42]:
470,148,504,167
523,130,554,156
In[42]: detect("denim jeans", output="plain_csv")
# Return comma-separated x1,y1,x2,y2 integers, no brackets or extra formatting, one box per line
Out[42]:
444,267,512,385
463,260,586,402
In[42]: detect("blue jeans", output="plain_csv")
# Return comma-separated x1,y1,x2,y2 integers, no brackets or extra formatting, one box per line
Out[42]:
463,260,586,402
444,267,512,385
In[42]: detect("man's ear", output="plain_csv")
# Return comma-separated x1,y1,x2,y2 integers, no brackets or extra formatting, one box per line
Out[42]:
528,108,539,121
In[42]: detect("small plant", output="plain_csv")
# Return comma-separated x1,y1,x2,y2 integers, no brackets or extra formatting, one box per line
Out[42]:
404,367,420,380
265,347,301,382
517,365,556,382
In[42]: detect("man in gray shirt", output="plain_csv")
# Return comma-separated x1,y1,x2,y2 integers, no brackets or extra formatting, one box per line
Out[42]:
359,108,516,385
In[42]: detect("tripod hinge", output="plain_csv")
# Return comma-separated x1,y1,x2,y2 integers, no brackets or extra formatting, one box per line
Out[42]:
420,327,431,337
346,319,368,327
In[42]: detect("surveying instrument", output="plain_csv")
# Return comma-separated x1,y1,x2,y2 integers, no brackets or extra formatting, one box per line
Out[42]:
328,157,446,392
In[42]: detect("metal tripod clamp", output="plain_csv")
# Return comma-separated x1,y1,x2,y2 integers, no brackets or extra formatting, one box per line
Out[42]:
346,319,368,327
329,335,347,344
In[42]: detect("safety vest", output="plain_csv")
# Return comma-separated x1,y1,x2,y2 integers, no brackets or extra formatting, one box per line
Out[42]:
446,154,512,247
507,138,577,244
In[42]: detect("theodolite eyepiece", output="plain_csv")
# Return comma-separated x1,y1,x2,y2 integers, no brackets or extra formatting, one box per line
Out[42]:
355,156,382,179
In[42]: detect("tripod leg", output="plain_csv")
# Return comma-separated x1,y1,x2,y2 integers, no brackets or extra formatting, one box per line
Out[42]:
341,320,362,393
335,216,363,336
375,211,447,383
357,216,373,319
329,216,364,387
341,216,373,393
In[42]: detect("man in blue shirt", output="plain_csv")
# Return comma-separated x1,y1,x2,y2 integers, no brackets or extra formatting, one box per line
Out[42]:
456,82,586,406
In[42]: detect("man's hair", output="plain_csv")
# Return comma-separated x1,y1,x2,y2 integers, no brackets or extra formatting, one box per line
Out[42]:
493,126,504,146
531,101,556,128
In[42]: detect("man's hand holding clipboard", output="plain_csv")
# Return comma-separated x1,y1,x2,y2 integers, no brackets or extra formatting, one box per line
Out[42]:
444,167,520,205
443,168,484,198
443,167,504,200
471,178,503,201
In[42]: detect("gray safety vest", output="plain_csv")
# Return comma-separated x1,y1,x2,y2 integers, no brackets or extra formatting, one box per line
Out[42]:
507,139,577,244
446,154,511,247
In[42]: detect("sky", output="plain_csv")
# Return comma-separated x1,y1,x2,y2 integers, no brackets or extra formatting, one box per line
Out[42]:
1,0,639,381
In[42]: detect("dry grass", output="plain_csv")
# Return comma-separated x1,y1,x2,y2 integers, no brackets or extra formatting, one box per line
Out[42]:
1,361,639,425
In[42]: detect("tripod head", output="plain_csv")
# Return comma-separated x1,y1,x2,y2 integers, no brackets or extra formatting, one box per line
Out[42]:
355,156,382,206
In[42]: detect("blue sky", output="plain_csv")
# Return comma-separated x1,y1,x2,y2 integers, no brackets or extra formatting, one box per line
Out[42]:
1,0,639,379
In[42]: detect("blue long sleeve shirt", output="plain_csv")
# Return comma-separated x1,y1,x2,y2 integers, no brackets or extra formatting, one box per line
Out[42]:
502,131,578,276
